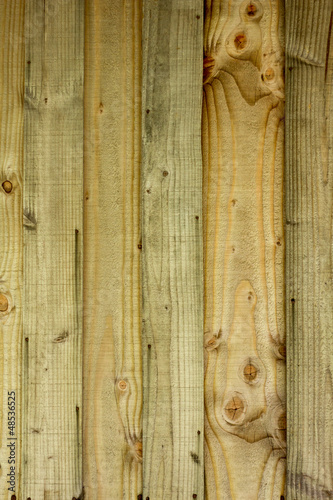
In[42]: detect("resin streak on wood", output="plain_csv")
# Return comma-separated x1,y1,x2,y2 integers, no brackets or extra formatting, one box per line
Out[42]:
203,0,286,497
83,0,142,498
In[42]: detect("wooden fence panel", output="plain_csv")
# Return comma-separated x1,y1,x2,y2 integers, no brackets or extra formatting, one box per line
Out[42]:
0,1,24,498
285,1,333,498
22,1,84,498
141,1,205,498
83,0,142,498
203,1,286,497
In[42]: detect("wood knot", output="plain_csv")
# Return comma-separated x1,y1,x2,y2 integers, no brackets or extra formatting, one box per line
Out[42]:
264,67,275,81
118,380,127,391
223,394,246,424
246,3,257,15
0,293,9,312
234,33,247,50
204,330,222,351
2,180,12,193
243,363,257,382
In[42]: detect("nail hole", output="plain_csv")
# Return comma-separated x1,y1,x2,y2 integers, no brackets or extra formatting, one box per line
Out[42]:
163,171,169,177
138,243,142,250
148,344,151,349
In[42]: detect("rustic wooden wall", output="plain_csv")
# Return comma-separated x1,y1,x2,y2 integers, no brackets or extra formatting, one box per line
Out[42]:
0,0,332,499
203,0,286,498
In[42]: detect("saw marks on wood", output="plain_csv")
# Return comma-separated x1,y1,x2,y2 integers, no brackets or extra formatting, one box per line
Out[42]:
0,1,24,498
23,1,84,498
83,0,142,498
203,1,286,498
141,1,204,498
285,1,333,498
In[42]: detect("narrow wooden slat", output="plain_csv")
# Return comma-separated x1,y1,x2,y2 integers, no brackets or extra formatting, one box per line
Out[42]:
285,1,333,498
22,1,84,498
203,1,286,497
141,1,204,498
83,0,142,498
0,1,24,498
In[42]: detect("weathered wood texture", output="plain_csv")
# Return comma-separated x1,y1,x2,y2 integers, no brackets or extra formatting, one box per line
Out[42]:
203,0,286,497
141,1,204,498
0,1,24,498
23,1,84,498
285,1,333,498
83,0,142,498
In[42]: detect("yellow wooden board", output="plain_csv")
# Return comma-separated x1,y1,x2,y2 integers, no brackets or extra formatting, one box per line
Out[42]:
203,1,286,497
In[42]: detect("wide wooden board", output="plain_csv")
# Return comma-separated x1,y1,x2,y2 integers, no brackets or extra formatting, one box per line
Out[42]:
203,1,286,497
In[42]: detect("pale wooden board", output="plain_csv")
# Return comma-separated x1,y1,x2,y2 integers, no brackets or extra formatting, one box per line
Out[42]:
141,1,204,498
203,1,286,498
22,1,84,498
83,0,143,498
0,1,24,498
285,1,333,498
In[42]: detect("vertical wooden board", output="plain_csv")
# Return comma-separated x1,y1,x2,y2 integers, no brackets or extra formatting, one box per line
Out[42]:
203,0,286,498
23,1,84,499
142,1,204,498
0,1,24,498
285,1,333,498
83,0,142,498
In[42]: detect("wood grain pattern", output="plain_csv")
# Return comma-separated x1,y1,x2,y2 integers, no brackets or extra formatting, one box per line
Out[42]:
83,0,142,498
141,1,204,498
0,1,24,498
203,1,286,498
22,1,84,498
285,1,333,498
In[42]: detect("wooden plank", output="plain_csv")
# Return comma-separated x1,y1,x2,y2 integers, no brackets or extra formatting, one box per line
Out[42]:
0,1,24,498
22,1,84,498
203,1,286,497
285,1,333,498
83,1,142,498
141,1,204,498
